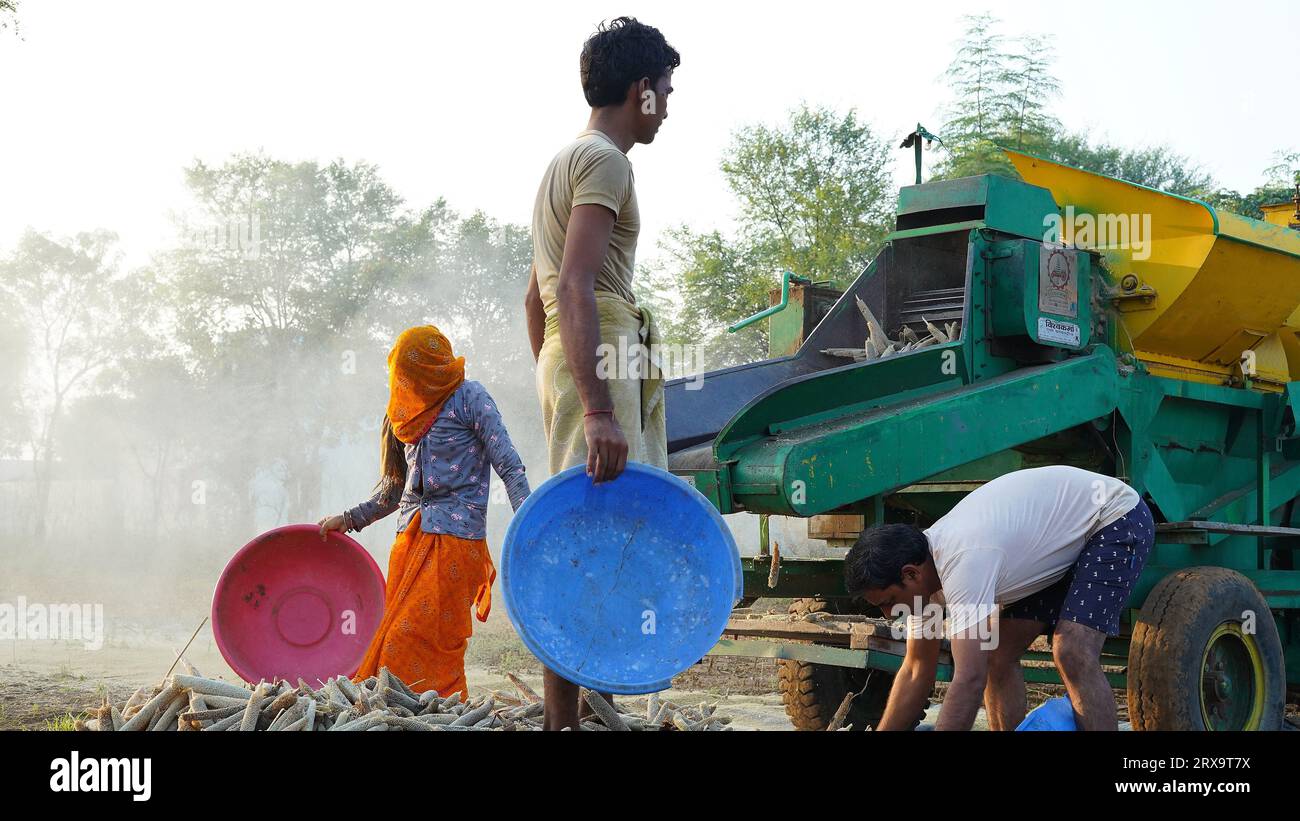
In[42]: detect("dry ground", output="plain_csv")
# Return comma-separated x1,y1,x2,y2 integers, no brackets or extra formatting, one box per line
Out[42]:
0,617,794,731
4,615,1294,731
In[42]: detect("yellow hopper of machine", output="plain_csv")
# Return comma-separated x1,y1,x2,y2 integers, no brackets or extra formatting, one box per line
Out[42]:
1007,150,1300,388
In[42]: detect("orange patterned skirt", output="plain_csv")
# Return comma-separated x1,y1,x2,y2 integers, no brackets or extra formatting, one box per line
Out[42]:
353,511,495,698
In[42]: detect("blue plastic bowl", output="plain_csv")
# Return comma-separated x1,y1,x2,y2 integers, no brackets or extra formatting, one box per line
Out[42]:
501,463,743,695
1015,696,1078,731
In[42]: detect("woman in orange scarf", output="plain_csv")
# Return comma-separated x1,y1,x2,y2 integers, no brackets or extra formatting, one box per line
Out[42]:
318,326,530,698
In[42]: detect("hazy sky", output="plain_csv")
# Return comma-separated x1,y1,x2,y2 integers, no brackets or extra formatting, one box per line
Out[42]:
2,0,1296,269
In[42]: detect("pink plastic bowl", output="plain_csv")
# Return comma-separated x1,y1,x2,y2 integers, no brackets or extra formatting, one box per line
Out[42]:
211,525,386,686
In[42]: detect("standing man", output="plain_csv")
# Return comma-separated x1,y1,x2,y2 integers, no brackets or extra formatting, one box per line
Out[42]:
844,466,1155,730
524,17,678,731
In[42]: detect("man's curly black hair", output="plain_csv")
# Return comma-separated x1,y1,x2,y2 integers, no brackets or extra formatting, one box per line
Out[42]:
580,17,680,108
844,524,931,596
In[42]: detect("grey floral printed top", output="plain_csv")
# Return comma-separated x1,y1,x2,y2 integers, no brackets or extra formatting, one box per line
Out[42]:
345,380,530,540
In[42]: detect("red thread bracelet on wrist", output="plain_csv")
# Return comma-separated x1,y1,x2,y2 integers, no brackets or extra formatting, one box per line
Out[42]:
583,408,615,418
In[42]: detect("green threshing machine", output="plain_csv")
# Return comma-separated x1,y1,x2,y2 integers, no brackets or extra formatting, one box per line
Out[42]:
664,150,1300,731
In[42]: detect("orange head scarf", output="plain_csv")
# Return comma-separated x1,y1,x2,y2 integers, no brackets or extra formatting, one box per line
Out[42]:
386,325,466,444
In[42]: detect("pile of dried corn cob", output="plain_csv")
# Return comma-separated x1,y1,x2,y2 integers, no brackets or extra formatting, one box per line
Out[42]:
821,296,959,362
74,665,732,732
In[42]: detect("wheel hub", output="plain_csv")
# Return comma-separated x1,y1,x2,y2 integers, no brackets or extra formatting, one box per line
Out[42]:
1199,622,1264,730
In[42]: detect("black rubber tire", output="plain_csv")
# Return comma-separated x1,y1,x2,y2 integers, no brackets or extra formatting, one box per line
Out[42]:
776,598,919,731
1128,567,1286,731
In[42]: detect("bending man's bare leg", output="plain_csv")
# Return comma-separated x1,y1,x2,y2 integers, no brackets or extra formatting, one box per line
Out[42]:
1052,620,1117,731
983,617,1045,730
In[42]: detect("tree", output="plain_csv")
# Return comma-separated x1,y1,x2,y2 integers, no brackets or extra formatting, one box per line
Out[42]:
650,104,895,368
57,352,205,551
378,205,545,476
158,154,410,530
934,15,1221,201
1207,150,1299,219
148,152,540,537
0,150,534,559
405,210,533,379
1263,151,1300,189
647,228,776,367
1,0,18,36
1003,34,1060,152
0,230,130,543
722,104,895,285
935,13,1020,178
0,316,27,457
1037,132,1216,198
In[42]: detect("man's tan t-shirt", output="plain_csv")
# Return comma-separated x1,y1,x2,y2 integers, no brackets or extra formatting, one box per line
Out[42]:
532,129,640,314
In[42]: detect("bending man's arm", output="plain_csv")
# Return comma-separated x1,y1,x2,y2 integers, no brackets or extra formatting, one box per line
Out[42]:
934,631,992,731
930,548,1002,730
876,632,939,730
555,202,628,484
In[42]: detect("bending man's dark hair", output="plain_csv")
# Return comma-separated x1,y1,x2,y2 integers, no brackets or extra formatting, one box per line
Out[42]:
844,524,930,596
580,17,680,108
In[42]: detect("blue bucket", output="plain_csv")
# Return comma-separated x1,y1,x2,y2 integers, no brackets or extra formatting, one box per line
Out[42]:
1015,696,1078,731
501,463,743,695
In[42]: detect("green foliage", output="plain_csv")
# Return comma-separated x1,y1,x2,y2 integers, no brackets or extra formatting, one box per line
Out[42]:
937,13,1016,177
42,713,83,732
1207,187,1296,221
934,14,1219,202
721,104,895,285
1212,150,1300,220
171,154,403,346
0,1,18,36
1034,132,1215,198
0,230,140,542
938,15,1292,219
2,152,535,548
1263,151,1300,189
151,155,411,526
649,104,894,368
934,14,1066,178
0,317,25,456
643,228,775,367
420,210,534,377
1003,34,1061,152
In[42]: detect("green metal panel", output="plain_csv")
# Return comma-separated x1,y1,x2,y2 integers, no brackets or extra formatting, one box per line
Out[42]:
726,349,1119,516
739,556,846,599
714,342,970,462
893,175,1061,242
674,467,732,514
987,239,1093,351
710,639,1125,687
765,278,808,357
765,281,845,358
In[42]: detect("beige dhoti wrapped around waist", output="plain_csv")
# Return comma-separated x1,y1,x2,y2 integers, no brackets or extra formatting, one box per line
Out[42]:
535,293,668,475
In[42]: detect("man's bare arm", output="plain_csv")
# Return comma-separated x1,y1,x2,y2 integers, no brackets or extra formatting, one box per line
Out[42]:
934,631,992,731
875,633,940,730
525,263,546,362
556,203,628,483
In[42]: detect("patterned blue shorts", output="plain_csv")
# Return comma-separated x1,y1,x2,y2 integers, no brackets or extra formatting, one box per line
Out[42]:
1000,500,1155,636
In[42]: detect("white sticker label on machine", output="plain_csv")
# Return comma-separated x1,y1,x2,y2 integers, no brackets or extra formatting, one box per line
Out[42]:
1038,317,1080,347
1039,245,1078,318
